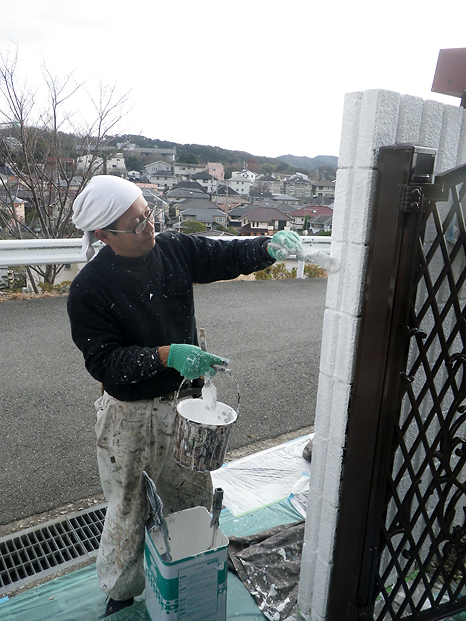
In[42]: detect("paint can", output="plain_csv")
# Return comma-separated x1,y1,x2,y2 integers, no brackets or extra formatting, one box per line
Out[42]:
173,376,240,472
145,505,229,621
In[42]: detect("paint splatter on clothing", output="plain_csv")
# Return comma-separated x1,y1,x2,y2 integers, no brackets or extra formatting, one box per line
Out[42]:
95,393,212,600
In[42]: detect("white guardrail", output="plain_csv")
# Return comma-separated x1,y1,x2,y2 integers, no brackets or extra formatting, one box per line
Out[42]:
0,235,332,277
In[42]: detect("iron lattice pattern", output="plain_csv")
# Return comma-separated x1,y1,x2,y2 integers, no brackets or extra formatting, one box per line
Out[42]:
374,172,466,620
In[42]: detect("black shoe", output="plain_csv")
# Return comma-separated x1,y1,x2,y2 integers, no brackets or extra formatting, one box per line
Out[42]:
302,439,313,463
104,597,134,617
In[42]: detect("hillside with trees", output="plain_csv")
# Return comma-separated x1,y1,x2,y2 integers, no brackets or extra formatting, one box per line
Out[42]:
115,135,338,178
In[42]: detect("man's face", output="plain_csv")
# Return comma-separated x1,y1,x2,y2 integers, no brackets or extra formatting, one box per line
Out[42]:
96,196,156,258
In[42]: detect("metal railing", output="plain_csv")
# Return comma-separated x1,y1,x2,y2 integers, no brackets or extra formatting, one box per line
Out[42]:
0,235,332,276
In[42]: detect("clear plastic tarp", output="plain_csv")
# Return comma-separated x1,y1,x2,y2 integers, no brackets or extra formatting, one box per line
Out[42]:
211,435,312,516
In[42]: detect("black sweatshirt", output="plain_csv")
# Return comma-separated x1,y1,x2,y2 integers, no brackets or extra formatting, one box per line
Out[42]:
67,232,274,401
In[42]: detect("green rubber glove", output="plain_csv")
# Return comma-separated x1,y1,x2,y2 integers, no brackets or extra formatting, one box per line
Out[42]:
167,344,229,380
267,231,303,261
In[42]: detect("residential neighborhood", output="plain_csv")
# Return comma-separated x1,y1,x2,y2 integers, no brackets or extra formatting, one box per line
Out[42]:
0,142,335,247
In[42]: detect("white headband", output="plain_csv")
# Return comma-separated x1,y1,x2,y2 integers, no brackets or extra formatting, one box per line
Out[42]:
72,175,142,260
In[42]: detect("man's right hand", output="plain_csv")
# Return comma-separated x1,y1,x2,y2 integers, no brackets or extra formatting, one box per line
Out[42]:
167,344,229,380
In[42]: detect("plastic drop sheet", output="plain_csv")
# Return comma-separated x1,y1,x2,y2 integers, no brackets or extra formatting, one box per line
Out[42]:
0,563,265,621
211,435,313,516
228,521,305,621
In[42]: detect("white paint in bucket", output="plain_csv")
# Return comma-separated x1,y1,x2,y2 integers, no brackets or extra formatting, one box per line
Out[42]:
178,399,237,426
174,398,238,472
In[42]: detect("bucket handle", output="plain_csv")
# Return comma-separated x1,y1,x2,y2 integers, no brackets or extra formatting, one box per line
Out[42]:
175,372,240,416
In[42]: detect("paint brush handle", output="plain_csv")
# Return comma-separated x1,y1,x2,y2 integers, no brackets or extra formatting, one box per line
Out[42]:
199,327,207,352
211,487,224,529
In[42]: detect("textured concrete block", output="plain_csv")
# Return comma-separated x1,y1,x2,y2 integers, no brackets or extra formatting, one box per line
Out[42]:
419,98,444,149
327,379,351,449
354,90,401,169
331,168,350,243
329,167,376,246
322,441,344,510
311,557,333,619
319,309,338,377
395,94,424,145
456,114,466,166
318,498,339,560
303,488,323,553
333,313,360,384
436,105,465,173
313,374,332,438
326,240,368,317
319,310,360,384
308,434,328,498
299,544,315,586
325,268,340,316
297,543,316,617
338,91,364,168
347,168,378,246
313,375,350,450
325,240,364,315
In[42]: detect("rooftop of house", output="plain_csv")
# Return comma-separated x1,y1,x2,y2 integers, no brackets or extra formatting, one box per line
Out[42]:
250,189,273,199
149,170,175,178
191,171,213,180
291,205,334,217
287,173,311,182
272,194,300,203
165,188,208,200
178,197,218,211
227,204,254,217
244,206,292,222
270,202,296,215
256,175,277,182
180,206,226,220
310,214,333,224
217,185,240,196
171,181,207,191
143,160,172,169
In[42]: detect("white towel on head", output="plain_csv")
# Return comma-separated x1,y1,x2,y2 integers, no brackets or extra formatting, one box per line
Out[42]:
72,175,143,260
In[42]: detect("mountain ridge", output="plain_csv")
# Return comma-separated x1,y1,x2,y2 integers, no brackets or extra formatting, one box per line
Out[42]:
118,135,338,174
277,154,338,171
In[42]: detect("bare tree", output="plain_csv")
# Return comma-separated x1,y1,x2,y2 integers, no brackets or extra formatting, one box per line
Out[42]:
0,49,129,287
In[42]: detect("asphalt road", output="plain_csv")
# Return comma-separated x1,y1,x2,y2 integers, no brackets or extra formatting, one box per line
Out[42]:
0,278,327,525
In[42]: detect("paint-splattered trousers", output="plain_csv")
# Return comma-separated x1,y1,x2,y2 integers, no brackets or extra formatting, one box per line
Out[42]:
94,392,213,601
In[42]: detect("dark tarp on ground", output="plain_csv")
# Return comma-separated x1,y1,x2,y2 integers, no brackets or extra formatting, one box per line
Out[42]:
228,520,305,621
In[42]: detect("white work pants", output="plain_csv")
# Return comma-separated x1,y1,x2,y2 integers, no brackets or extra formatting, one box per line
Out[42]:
94,392,213,601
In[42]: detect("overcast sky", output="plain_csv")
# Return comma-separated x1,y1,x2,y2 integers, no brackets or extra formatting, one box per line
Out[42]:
1,0,464,159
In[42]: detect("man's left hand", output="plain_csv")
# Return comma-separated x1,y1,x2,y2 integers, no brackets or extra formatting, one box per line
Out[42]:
267,231,303,261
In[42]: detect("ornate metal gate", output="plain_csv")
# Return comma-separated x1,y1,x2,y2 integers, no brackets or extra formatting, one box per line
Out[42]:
327,145,466,620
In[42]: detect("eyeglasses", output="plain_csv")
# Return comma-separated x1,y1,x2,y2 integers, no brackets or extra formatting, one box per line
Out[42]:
106,205,155,235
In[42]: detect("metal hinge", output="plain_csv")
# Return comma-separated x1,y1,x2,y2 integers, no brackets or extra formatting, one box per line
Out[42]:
398,184,423,213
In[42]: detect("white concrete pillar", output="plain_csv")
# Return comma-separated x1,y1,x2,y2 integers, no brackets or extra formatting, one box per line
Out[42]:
297,89,466,620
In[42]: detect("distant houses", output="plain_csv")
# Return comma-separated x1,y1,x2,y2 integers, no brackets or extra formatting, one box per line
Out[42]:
130,151,335,234
0,138,334,239
239,206,293,236
291,205,334,233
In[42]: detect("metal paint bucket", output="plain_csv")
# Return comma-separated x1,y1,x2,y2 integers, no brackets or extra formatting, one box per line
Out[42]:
174,376,239,472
